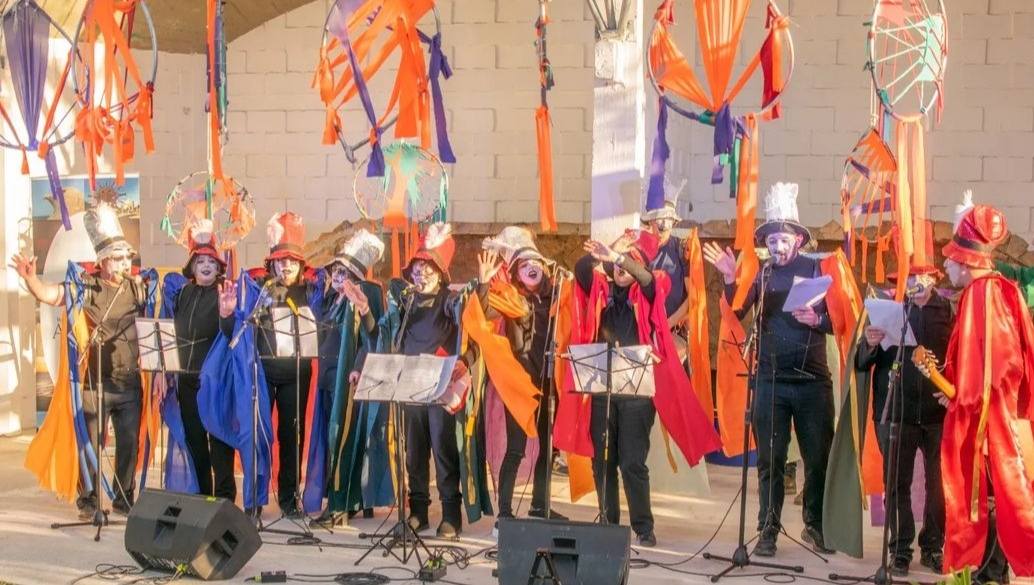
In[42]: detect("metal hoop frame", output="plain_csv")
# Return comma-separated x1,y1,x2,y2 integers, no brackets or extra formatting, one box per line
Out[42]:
867,0,948,121
164,170,254,251
351,141,449,222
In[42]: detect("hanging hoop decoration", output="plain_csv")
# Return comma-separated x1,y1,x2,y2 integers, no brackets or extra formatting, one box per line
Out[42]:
315,0,455,177
353,141,448,276
162,171,255,253
868,0,948,122
71,0,159,191
0,0,85,229
839,128,898,283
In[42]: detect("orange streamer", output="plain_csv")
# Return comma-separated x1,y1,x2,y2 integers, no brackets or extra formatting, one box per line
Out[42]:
535,105,557,232
685,229,714,418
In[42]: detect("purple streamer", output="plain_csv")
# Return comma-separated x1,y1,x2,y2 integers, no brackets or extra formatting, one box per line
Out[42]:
44,150,71,229
712,103,736,184
647,99,670,211
424,32,456,164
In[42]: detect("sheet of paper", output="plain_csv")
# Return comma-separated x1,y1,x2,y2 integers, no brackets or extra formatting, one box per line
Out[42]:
398,354,457,404
864,298,918,350
567,343,655,397
135,318,181,372
355,353,406,402
782,275,833,312
271,306,319,358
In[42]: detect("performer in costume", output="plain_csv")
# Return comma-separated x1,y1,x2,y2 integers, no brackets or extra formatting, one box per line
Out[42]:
856,265,950,576
704,182,837,557
924,204,1034,578
642,198,690,337
315,229,393,525
161,219,238,501
473,227,567,521
13,203,150,518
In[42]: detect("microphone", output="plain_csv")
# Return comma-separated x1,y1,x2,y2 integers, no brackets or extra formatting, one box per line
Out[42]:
905,283,926,297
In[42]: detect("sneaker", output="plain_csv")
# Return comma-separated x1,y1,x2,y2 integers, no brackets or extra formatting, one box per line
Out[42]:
436,520,461,539
528,507,568,521
889,557,910,577
754,529,778,557
801,526,835,555
407,514,429,533
919,551,943,573
637,532,657,547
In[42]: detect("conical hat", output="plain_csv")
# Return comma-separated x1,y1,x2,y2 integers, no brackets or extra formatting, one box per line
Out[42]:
482,226,545,267
84,203,135,260
328,228,385,279
754,182,811,245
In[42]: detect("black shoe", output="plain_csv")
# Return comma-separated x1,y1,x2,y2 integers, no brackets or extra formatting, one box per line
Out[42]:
801,526,835,554
111,498,132,516
407,514,429,533
753,530,778,557
528,507,568,521
311,509,344,527
889,557,910,577
919,551,943,573
245,506,264,519
77,503,98,521
436,520,461,539
637,532,657,547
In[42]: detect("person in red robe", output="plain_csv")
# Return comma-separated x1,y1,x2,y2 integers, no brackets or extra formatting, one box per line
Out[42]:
938,204,1034,579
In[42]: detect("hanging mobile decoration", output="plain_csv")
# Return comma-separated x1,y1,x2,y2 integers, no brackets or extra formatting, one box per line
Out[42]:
839,129,897,284
535,0,557,232
353,141,448,276
72,0,159,191
647,0,794,307
315,0,455,177
0,0,82,229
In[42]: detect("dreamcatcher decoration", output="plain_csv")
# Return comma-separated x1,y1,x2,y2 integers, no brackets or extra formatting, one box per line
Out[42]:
0,0,82,229
353,141,448,277
840,0,947,298
534,0,557,232
316,0,455,177
647,0,794,307
161,0,253,268
71,0,158,191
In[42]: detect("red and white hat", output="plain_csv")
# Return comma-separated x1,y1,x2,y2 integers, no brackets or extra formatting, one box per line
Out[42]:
942,204,1008,270
404,222,455,282
186,218,225,268
265,212,306,263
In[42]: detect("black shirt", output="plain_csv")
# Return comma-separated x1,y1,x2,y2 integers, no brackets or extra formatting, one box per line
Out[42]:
81,274,146,393
651,236,687,319
390,279,461,357
172,282,234,374
856,291,952,426
256,278,315,378
479,282,552,384
574,254,656,347
725,254,834,381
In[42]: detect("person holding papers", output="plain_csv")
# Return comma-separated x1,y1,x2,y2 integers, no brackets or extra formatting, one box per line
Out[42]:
704,182,836,557
855,265,951,577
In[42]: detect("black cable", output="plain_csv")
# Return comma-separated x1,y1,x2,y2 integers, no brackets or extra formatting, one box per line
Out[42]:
70,562,185,585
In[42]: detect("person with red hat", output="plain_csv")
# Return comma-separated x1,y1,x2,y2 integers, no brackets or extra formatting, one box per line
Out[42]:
919,204,1034,580
160,218,240,502
855,263,952,576
554,229,721,547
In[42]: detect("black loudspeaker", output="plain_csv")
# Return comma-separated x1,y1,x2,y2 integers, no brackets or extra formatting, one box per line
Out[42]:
496,518,630,585
124,489,261,581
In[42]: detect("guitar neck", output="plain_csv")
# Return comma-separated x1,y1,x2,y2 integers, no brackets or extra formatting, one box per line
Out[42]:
921,362,956,400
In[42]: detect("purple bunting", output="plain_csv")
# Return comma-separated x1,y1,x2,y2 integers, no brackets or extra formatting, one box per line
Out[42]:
425,32,456,164
646,99,671,211
711,103,736,184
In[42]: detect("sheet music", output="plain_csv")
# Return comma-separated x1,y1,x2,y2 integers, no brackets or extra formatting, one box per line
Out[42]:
567,343,655,398
355,354,406,401
782,275,833,312
135,318,181,372
271,306,319,358
864,298,918,350
355,353,457,404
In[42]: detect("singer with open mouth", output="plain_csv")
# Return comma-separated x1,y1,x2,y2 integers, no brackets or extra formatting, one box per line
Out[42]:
12,203,149,520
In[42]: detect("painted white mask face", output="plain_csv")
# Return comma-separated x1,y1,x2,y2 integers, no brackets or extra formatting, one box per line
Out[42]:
650,218,676,241
274,258,302,284
101,251,133,283
330,264,352,292
193,255,221,286
517,259,545,289
944,258,965,287
410,259,441,293
905,274,937,299
765,232,802,266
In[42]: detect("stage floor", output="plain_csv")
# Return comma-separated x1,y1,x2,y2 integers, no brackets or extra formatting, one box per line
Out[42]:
0,433,1004,585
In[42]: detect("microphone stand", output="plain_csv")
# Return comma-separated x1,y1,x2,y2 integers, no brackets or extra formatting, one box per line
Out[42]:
539,268,569,517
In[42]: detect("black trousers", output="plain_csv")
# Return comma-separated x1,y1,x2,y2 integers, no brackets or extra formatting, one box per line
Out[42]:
975,480,1010,584
497,396,551,517
178,374,237,502
78,386,141,508
590,396,656,537
876,422,945,561
753,378,834,534
264,361,312,509
403,404,461,524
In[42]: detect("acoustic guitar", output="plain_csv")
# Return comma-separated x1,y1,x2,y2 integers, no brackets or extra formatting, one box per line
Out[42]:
911,345,956,400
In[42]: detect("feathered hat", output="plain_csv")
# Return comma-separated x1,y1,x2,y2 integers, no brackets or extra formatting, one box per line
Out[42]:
754,182,811,245
185,218,226,269
84,202,135,260
328,228,385,280
265,212,306,263
482,226,545,268
404,222,456,282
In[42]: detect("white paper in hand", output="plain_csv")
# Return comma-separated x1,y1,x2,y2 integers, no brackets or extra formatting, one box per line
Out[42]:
782,275,833,312
863,298,917,350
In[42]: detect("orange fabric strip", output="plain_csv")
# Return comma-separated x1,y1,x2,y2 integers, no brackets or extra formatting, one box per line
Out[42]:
732,115,760,310
685,229,714,418
715,297,751,456
535,105,558,232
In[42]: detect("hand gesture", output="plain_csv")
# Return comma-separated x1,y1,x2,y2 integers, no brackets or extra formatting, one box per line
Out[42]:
342,280,370,316
792,305,820,327
477,250,502,284
864,326,886,347
702,242,737,284
217,280,238,318
9,252,37,281
348,370,361,386
611,232,636,254
583,240,619,264
934,392,950,408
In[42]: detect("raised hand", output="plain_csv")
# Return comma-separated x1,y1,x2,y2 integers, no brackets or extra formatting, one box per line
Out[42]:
583,240,619,263
477,250,502,284
9,252,37,281
703,242,737,284
342,280,370,315
217,280,238,318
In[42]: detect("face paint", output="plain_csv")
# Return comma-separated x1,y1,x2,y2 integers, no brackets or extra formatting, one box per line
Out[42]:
100,252,133,283
275,258,302,285
410,259,441,293
193,255,221,286
612,264,635,287
330,263,352,292
765,232,803,266
650,218,676,243
517,258,545,290
944,259,966,287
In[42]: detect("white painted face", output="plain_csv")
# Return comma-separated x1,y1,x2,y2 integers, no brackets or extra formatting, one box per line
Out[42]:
330,263,352,293
649,218,676,243
409,259,441,294
193,255,221,286
765,232,803,266
100,251,133,283
274,257,302,285
944,258,966,287
612,264,635,287
516,258,545,290
905,273,937,300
